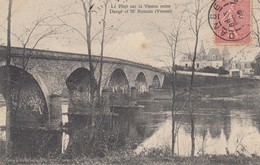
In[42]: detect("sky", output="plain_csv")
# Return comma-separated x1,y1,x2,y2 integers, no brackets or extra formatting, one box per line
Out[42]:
0,0,260,68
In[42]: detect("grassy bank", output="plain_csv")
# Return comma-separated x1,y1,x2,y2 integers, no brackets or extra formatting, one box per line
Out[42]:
2,155,260,165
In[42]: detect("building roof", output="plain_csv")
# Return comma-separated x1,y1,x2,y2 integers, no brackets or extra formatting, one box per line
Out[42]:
207,48,222,61
180,48,223,62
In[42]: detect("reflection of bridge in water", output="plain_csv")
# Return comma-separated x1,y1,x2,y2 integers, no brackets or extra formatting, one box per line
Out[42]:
0,46,165,157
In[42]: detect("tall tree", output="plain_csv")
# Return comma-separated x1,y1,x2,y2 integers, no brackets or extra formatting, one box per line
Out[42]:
186,0,207,156
2,1,64,157
97,0,109,102
252,7,260,48
58,0,112,107
5,0,13,157
153,10,185,156
57,0,116,156
248,4,260,75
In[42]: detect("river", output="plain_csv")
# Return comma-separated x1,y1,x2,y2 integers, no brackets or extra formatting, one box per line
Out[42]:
1,100,260,156
134,108,260,156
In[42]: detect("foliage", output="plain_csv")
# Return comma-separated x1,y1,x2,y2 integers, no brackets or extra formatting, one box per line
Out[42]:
197,66,216,74
252,53,260,75
174,65,193,71
197,66,229,75
138,147,172,158
3,153,260,165
219,66,230,75
0,139,5,158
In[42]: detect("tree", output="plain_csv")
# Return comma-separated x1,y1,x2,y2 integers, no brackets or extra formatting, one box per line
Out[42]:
57,0,116,157
247,6,260,75
252,6,260,48
5,0,13,158
0,1,65,157
186,0,207,156
78,0,109,147
252,53,260,75
154,9,185,157
0,4,64,69
57,0,113,107
219,66,229,75
14,15,62,69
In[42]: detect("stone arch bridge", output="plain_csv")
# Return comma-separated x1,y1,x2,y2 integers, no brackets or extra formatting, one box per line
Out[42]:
0,46,164,100
0,46,165,156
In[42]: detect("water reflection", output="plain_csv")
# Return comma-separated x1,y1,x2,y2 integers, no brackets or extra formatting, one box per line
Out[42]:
1,99,260,156
134,106,260,156
0,106,6,140
62,104,69,153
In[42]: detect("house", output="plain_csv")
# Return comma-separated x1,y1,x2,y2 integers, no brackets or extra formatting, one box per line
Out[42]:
178,41,255,77
179,42,227,70
229,60,253,77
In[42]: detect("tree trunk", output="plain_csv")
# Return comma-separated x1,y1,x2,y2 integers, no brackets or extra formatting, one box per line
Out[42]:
97,0,108,108
190,110,195,157
82,0,96,141
171,71,176,157
171,34,179,157
189,30,199,157
5,0,13,158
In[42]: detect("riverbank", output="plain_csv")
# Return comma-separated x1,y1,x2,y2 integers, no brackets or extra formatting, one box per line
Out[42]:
2,155,260,165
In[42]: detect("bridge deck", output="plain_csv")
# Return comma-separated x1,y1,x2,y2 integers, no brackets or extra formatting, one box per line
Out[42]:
0,46,164,73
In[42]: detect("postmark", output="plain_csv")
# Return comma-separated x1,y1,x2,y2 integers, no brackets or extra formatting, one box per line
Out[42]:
208,0,250,44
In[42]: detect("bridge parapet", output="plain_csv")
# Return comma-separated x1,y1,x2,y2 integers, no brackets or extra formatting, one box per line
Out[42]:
0,46,164,73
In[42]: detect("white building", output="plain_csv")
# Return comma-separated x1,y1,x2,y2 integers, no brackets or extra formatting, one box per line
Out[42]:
179,42,226,70
178,42,253,77
229,60,253,77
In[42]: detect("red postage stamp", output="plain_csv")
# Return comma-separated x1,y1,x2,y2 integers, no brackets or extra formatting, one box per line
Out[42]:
208,0,251,45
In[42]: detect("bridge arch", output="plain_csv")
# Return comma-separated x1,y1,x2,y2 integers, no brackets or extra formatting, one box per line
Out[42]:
66,67,92,113
109,68,129,93
0,65,49,127
152,75,161,89
135,72,148,93
0,65,53,157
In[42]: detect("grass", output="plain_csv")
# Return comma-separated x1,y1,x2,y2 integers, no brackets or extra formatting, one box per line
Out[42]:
2,155,260,165
2,149,260,165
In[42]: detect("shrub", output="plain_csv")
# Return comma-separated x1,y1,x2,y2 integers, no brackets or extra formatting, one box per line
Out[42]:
0,139,5,158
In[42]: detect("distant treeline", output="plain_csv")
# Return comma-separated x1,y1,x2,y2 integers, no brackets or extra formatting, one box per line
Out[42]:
162,73,260,89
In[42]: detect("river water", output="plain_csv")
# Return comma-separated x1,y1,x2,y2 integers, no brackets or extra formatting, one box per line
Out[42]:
134,109,260,156
1,100,260,156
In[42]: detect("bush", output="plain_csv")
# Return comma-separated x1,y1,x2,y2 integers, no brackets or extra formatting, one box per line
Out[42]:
0,139,5,158
198,66,219,73
138,147,172,158
197,66,229,75
219,66,229,75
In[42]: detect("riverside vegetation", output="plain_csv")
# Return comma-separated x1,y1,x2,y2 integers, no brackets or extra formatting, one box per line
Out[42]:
2,147,260,165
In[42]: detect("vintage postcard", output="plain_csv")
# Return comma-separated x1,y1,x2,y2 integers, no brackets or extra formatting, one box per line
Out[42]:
0,0,260,164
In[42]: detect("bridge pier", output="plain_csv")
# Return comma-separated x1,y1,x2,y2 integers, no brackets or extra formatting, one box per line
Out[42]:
149,86,154,96
49,93,62,129
131,87,138,99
